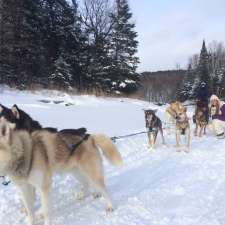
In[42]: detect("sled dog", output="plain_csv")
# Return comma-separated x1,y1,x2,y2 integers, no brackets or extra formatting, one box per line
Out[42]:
144,109,165,149
194,106,208,137
175,106,190,152
0,117,122,225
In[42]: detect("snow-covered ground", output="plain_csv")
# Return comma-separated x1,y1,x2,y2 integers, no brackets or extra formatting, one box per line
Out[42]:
0,87,225,225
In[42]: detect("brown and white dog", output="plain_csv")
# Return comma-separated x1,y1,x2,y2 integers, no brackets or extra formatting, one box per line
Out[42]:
174,105,190,152
0,117,123,225
194,103,208,137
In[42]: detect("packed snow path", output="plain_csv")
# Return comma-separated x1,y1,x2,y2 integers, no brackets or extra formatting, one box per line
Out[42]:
0,88,225,225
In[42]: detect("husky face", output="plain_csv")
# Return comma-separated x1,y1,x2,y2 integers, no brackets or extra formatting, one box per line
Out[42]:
144,109,157,128
176,107,187,122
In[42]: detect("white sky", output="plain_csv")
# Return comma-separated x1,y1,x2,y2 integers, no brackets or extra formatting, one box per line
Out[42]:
129,0,225,72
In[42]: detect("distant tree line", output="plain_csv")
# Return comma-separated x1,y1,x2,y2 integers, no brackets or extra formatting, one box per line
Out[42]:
138,70,185,103
178,40,225,101
0,0,139,94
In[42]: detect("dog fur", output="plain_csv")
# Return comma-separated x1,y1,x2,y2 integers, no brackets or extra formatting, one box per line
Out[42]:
166,101,184,121
0,117,123,225
175,106,190,152
1,104,89,151
165,101,184,134
144,109,165,149
194,106,208,137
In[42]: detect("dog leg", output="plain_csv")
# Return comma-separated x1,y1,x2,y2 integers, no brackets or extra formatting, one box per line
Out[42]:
92,179,113,212
18,183,35,225
176,129,181,151
185,128,190,152
153,131,158,149
80,162,114,211
194,124,198,136
73,170,90,200
204,125,206,135
160,128,165,145
199,126,203,137
148,133,154,150
40,185,51,225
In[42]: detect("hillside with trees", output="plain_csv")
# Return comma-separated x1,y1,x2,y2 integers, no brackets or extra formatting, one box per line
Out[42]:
178,40,225,101
138,70,186,103
0,0,139,94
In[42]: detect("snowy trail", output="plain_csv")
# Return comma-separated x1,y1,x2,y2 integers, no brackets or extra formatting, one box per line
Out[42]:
0,89,225,225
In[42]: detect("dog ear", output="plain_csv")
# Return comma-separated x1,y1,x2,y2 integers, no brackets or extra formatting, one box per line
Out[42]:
11,105,20,119
184,106,187,112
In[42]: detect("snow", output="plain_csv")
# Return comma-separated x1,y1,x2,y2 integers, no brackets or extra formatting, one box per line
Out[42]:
0,87,225,225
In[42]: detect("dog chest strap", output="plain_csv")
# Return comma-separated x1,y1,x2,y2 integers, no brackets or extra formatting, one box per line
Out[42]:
69,134,90,154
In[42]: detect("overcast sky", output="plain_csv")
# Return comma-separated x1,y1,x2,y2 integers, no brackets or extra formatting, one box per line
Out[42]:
129,0,225,72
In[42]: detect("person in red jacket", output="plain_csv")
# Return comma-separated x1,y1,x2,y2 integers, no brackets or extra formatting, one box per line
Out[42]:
209,95,225,139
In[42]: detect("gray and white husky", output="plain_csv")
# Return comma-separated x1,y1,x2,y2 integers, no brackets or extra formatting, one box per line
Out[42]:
0,117,122,225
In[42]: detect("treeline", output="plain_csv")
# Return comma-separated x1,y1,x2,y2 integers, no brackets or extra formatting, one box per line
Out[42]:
0,0,139,94
138,70,185,103
178,40,225,101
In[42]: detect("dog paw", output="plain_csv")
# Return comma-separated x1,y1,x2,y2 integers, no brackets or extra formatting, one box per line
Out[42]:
35,211,44,220
148,146,154,150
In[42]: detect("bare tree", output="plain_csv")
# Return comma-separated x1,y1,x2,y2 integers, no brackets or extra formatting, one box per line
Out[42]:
81,0,114,43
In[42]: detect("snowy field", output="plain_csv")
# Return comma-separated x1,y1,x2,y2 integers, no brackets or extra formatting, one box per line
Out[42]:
0,87,225,225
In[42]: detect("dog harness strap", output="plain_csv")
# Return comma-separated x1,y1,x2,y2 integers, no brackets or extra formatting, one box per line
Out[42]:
177,120,189,129
70,134,90,154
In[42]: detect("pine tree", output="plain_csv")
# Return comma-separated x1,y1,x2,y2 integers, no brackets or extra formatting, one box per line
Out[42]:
177,64,195,101
68,0,88,90
49,55,72,89
0,0,45,88
109,0,139,94
195,40,212,95
41,0,81,89
219,70,225,98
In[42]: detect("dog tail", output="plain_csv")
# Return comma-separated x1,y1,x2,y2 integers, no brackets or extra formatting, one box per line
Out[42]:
92,134,123,167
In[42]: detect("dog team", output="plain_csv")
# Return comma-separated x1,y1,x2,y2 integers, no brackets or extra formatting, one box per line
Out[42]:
144,94,225,152
0,93,225,225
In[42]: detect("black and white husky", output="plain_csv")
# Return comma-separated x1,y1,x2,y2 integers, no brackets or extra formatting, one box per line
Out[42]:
144,109,165,149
